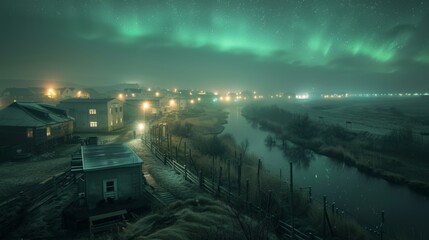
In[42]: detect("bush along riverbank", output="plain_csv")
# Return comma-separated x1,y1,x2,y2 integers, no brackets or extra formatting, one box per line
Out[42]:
241,103,429,196
151,104,369,240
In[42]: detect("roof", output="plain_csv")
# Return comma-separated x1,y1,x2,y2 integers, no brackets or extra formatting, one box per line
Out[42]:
59,98,116,103
82,144,143,172
0,102,74,127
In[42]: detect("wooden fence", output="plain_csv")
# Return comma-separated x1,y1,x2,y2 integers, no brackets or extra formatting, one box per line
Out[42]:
145,135,323,240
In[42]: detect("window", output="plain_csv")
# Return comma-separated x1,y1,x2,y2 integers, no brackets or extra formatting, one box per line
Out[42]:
89,109,97,115
90,121,98,127
115,107,118,113
103,179,117,200
46,127,51,136
27,128,33,138
120,118,122,123
111,121,113,126
119,106,122,112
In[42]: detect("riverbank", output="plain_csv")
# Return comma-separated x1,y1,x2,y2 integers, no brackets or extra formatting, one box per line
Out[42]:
242,102,429,197
152,104,368,239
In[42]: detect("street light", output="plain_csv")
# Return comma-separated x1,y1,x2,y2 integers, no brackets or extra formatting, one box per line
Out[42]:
141,102,150,122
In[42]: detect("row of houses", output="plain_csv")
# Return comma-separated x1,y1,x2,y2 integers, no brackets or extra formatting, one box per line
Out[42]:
0,91,203,158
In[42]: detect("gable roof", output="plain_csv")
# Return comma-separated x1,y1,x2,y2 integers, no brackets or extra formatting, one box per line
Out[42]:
0,102,74,127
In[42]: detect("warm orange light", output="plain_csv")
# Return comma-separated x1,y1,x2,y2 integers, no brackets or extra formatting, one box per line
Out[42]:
155,92,160,97
46,88,56,98
142,102,150,110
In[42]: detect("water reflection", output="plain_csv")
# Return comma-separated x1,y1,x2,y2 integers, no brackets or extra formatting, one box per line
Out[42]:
282,145,314,169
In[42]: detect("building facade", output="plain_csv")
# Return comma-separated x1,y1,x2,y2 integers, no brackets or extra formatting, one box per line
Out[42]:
80,144,144,209
0,102,74,157
58,98,124,132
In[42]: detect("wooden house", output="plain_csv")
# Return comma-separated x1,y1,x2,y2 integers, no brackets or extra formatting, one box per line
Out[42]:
0,102,74,157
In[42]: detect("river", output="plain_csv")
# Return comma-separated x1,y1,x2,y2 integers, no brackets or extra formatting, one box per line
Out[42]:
223,106,429,239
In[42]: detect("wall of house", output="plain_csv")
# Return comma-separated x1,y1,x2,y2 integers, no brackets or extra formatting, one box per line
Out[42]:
107,100,124,131
84,165,143,209
58,100,123,132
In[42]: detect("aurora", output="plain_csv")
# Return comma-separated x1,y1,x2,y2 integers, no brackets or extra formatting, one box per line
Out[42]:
0,0,428,92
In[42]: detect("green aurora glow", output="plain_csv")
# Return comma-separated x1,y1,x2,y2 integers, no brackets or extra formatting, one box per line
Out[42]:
0,0,428,92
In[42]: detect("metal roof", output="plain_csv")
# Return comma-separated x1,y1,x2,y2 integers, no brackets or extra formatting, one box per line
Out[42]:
0,102,73,127
82,144,143,172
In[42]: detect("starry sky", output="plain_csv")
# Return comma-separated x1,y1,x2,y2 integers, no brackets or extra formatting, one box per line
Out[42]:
1,0,428,93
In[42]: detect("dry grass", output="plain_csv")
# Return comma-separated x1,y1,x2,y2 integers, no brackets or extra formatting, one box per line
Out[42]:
114,197,276,240
151,105,368,239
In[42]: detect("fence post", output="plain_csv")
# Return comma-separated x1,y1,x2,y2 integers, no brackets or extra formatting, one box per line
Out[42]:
217,167,222,197
189,149,192,168
212,155,215,191
175,146,178,162
164,153,167,165
237,154,242,196
184,164,187,180
267,190,272,214
169,135,172,158
228,158,231,202
257,159,261,195
184,141,187,161
309,186,312,203
246,179,249,205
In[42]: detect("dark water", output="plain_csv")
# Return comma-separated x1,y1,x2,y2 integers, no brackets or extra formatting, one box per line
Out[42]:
224,106,429,239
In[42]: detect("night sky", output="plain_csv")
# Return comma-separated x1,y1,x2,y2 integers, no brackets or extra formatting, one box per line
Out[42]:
1,0,428,93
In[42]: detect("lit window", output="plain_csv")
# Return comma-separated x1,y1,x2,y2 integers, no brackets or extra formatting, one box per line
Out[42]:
111,121,113,126
90,121,97,127
89,109,96,114
27,129,33,138
46,127,51,136
120,118,122,123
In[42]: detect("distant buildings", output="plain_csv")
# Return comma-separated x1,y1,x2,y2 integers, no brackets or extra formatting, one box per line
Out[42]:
58,98,124,132
0,102,74,157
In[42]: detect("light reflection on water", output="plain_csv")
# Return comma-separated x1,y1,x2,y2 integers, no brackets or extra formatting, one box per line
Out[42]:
224,106,429,239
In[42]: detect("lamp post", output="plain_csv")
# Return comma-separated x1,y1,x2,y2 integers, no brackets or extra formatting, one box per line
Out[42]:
141,102,150,140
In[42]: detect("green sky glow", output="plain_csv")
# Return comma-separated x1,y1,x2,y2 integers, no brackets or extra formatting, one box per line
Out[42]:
0,0,428,92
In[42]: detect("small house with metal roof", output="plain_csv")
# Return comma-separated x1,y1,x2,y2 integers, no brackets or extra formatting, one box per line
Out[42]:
79,144,144,210
57,98,123,132
0,102,74,157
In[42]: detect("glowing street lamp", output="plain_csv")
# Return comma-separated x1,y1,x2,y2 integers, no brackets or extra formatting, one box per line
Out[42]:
141,102,150,122
138,122,145,131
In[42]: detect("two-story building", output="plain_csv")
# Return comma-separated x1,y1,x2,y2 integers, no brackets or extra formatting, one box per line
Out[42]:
57,98,124,132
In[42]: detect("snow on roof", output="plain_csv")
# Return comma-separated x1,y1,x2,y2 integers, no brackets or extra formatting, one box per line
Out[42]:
82,144,143,172
0,102,73,127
